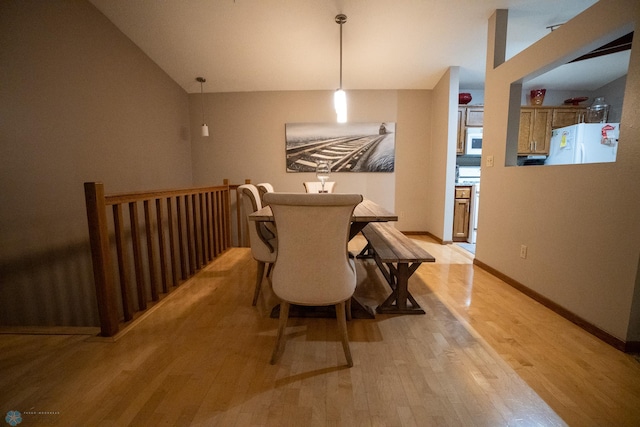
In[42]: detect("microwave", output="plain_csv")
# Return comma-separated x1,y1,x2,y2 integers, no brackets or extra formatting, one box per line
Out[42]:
465,127,483,155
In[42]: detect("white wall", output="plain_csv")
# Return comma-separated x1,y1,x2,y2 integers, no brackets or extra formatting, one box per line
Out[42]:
189,89,433,232
479,0,640,341
394,91,433,232
0,0,193,326
426,67,459,242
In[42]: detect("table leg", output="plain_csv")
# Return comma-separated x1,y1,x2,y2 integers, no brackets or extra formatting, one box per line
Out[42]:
349,222,367,240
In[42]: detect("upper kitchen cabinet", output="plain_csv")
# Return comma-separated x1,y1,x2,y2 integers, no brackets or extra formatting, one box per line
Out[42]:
457,107,465,154
518,105,590,155
552,107,587,128
457,105,484,155
518,107,552,155
465,107,484,127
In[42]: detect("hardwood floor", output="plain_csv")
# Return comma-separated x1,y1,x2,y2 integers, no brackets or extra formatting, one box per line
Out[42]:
1,235,639,426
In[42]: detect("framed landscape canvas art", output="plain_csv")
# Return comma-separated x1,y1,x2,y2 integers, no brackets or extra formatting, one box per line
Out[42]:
285,122,396,172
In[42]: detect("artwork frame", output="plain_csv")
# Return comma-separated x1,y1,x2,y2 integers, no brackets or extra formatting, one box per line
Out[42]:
285,122,396,172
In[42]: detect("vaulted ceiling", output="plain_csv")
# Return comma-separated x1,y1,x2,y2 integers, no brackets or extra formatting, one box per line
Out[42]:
89,0,619,94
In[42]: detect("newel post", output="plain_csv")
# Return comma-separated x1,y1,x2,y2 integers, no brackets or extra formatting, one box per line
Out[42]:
84,182,119,337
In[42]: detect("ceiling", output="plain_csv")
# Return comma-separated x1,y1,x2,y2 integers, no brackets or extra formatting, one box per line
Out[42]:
89,0,626,94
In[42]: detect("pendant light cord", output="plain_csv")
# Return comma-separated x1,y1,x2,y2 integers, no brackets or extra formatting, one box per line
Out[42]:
336,14,346,90
196,77,206,123
339,19,343,90
200,80,205,123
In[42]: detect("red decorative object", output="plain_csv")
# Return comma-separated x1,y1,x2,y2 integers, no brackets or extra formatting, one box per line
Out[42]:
459,93,472,105
564,97,589,105
530,89,546,105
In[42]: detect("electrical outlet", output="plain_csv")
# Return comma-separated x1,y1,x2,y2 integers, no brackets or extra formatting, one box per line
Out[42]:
486,155,494,167
520,245,528,259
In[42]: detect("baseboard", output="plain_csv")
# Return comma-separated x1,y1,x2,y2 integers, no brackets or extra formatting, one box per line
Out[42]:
0,326,101,335
402,231,430,235
473,257,634,353
401,231,451,245
624,341,640,353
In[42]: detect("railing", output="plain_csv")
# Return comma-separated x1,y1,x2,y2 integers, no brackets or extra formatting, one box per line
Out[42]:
84,179,249,337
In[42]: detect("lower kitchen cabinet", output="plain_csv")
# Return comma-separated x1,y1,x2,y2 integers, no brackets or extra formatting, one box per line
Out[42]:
453,186,472,241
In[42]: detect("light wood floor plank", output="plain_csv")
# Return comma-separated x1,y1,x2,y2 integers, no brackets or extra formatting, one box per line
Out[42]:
0,236,638,425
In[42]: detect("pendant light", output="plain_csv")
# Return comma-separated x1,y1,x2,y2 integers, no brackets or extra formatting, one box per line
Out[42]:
196,77,209,137
334,14,347,123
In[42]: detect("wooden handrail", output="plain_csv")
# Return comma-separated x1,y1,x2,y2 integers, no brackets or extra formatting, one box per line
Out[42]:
84,179,248,337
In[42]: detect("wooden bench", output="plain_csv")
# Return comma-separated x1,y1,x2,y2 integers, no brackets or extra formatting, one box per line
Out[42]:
358,223,435,315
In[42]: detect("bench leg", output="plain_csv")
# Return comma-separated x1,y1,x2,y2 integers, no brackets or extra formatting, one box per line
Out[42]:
356,241,375,259
376,262,425,315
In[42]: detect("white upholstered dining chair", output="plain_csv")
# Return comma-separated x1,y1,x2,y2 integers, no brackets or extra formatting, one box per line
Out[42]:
238,184,277,306
303,181,336,193
263,192,362,367
256,182,274,205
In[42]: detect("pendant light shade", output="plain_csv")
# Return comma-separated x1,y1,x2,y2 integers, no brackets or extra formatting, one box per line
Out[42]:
334,14,347,123
196,77,209,137
334,89,347,123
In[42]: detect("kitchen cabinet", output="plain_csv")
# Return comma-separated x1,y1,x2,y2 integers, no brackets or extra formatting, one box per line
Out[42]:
465,107,484,126
457,106,484,154
453,186,472,241
457,107,465,154
518,108,552,155
552,107,587,128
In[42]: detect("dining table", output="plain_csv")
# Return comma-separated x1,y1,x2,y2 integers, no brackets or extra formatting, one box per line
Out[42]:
249,198,398,239
248,197,398,319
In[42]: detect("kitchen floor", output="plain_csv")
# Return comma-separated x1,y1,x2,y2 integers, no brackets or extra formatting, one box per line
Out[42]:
456,242,476,255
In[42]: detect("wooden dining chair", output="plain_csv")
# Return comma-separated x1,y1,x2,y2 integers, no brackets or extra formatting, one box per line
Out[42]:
263,192,362,367
303,181,336,193
238,184,277,306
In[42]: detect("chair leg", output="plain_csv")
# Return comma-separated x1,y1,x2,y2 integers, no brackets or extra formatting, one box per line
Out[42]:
252,261,266,306
270,302,290,365
335,301,353,367
346,297,352,321
266,263,273,277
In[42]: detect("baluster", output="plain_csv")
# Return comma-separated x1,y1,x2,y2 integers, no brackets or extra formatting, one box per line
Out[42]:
199,192,207,265
176,195,188,280
156,198,168,293
185,195,196,274
192,193,201,269
166,197,179,286
129,201,146,310
144,200,158,301
215,190,223,255
113,204,133,321
205,192,213,261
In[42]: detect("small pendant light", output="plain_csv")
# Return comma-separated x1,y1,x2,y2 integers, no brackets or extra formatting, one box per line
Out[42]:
334,14,347,123
196,77,209,137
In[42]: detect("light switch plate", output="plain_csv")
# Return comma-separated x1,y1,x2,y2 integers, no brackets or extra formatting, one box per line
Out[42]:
486,155,494,167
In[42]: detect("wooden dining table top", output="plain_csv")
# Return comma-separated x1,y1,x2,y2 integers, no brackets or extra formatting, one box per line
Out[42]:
248,197,398,223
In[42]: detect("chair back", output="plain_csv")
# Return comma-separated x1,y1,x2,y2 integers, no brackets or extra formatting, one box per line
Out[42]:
256,183,274,205
238,184,275,261
263,192,362,305
303,181,336,193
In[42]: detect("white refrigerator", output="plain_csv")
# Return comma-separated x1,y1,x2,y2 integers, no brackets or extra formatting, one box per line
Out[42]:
545,123,619,165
